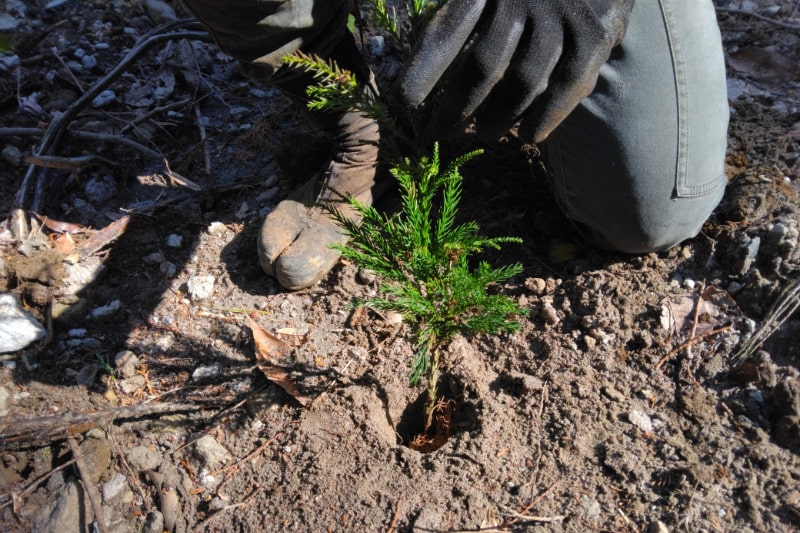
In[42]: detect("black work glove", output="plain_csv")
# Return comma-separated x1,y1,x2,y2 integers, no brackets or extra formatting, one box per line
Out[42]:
398,0,634,143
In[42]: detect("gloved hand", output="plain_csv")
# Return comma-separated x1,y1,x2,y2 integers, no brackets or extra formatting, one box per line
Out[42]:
398,0,634,142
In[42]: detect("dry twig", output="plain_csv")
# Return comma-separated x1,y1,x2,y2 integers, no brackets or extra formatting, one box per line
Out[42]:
716,7,800,30
14,18,210,212
0,457,79,512
731,275,800,366
387,499,402,533
193,103,211,174
67,437,108,533
0,402,207,449
655,325,733,370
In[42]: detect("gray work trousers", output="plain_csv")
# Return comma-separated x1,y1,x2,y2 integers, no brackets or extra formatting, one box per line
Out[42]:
540,0,729,253
183,0,729,254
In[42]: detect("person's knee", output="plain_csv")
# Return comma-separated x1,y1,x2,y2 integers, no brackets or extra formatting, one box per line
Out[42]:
580,187,726,254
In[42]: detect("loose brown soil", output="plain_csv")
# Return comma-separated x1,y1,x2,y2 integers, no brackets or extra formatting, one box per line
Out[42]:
1,1,799,532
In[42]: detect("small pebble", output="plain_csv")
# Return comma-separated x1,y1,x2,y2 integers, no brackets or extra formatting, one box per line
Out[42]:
0,386,10,411
187,275,215,300
159,261,176,278
628,409,653,432
645,520,669,533
1,145,23,166
91,89,116,108
114,350,139,379
143,252,164,265
356,269,377,285
76,364,99,387
192,364,220,381
81,54,97,70
166,234,182,248
102,473,128,501
207,221,227,235
583,335,597,351
0,14,21,33
84,175,117,204
727,281,743,294
88,299,121,319
540,302,560,325
368,35,385,56
524,277,547,295
119,375,146,394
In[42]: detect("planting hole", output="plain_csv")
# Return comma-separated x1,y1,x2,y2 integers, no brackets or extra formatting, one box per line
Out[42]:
396,375,480,453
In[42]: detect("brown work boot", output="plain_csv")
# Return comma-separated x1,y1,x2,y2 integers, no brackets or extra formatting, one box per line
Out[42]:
258,106,381,290
258,31,387,290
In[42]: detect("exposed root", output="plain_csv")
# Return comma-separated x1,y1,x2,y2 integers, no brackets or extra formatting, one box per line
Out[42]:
408,399,454,453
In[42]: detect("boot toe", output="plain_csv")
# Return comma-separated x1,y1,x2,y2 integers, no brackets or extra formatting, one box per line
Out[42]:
258,200,346,290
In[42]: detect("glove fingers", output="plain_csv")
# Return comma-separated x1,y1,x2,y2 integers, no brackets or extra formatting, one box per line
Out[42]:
519,47,610,143
473,31,562,141
431,12,525,137
399,0,486,107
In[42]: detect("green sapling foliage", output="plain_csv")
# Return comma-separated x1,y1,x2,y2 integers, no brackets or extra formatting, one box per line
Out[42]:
331,145,524,429
366,0,442,52
283,1,524,434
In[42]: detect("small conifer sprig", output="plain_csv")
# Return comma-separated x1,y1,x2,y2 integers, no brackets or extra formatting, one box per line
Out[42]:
366,0,441,52
282,51,398,139
331,144,524,429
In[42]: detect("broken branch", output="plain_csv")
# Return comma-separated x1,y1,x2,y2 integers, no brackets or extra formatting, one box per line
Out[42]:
655,325,733,370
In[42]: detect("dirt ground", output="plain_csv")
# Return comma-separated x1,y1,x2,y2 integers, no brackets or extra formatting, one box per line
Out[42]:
1,1,800,532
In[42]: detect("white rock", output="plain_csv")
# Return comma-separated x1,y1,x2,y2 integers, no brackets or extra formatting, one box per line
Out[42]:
1,145,23,166
88,299,122,319
628,409,653,433
102,473,128,501
187,275,215,300
0,293,46,353
91,89,116,108
368,35,385,56
114,350,139,379
143,252,164,265
192,363,220,381
194,435,231,469
207,221,227,235
61,258,105,297
166,234,183,248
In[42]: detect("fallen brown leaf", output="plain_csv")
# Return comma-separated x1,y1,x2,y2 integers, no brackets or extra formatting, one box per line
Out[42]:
51,232,76,255
33,212,88,234
246,317,310,407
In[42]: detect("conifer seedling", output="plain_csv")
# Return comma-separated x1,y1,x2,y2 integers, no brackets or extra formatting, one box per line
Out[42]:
283,0,525,441
330,145,524,433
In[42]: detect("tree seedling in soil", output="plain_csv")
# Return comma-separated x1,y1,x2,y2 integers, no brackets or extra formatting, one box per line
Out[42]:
330,145,524,446
283,0,524,449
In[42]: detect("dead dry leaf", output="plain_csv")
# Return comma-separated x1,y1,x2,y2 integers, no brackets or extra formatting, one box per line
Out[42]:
660,286,736,336
728,46,800,83
274,327,309,347
51,232,76,255
246,317,310,407
33,213,87,234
